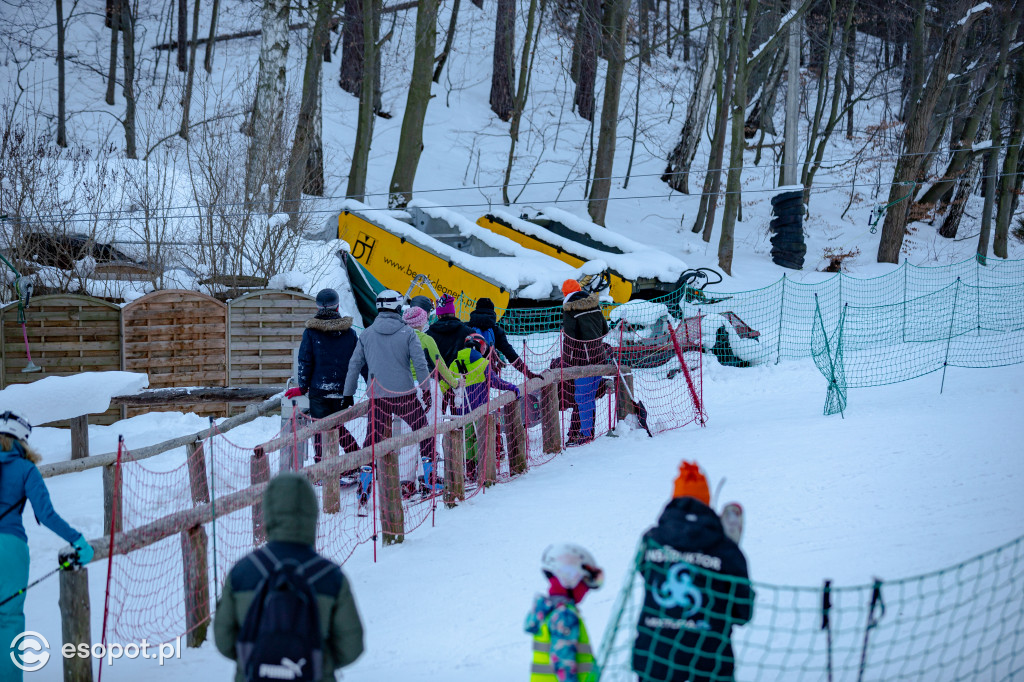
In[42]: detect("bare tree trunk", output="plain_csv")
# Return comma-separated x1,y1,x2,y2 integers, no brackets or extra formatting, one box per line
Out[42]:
283,0,340,218
719,0,754,275
179,0,203,140
247,0,290,202
105,0,120,106
204,0,221,72
978,2,1021,261
745,38,785,137
845,21,854,139
900,0,926,122
387,0,440,207
305,69,325,196
639,0,650,65
56,0,67,147
587,0,628,225
347,0,379,200
938,119,988,239
574,0,601,120
490,0,515,121
178,0,188,71
695,9,736,241
433,0,461,82
682,0,690,61
502,0,544,204
339,0,363,94
995,57,1024,257
877,2,988,263
664,0,723,193
121,0,137,159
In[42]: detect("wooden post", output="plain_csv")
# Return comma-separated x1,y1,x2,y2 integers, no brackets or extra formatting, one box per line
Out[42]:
482,413,497,487
58,552,93,682
70,415,89,460
540,382,562,454
186,437,210,505
251,447,269,545
102,463,122,536
504,398,528,475
442,428,465,507
377,417,404,545
181,526,210,647
616,367,636,420
321,428,341,514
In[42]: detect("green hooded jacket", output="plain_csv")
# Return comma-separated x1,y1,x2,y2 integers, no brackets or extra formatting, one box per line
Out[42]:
213,473,364,680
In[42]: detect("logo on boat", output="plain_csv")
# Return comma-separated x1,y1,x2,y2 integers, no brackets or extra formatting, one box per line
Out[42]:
352,232,376,263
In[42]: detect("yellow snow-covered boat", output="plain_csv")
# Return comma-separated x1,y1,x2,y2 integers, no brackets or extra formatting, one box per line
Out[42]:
476,207,688,302
337,200,588,316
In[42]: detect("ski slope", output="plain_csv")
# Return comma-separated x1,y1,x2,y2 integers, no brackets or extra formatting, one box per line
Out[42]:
18,358,1023,681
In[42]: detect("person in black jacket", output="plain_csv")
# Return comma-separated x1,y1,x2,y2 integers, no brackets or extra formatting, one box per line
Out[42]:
467,297,542,380
560,280,609,445
285,289,364,457
426,295,474,367
632,461,753,682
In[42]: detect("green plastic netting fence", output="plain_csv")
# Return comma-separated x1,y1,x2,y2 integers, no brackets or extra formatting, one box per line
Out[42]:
596,534,1024,681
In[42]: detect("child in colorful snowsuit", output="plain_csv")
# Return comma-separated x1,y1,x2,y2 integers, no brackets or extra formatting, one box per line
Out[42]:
524,543,604,682
438,333,520,479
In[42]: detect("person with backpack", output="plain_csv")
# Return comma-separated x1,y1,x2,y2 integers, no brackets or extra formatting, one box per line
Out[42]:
403,305,459,392
438,333,521,479
343,290,438,508
0,410,93,682
560,280,609,446
285,289,365,462
214,472,364,681
467,297,542,380
631,461,753,682
426,295,474,367
524,543,604,682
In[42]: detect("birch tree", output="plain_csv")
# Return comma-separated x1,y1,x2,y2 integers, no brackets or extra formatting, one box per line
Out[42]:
247,0,290,204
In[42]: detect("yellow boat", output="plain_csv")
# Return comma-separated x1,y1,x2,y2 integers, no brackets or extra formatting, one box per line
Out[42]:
476,207,688,302
337,200,591,317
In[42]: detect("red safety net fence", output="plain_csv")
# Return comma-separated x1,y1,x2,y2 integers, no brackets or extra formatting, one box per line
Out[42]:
97,321,705,647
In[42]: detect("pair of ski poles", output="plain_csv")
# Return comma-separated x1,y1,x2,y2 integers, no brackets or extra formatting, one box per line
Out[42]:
0,556,80,608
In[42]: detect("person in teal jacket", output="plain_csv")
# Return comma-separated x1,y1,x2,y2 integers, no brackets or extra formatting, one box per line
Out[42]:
0,410,93,681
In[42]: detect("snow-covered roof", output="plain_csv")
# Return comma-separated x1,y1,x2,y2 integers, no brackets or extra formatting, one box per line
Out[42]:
487,207,687,283
339,199,584,299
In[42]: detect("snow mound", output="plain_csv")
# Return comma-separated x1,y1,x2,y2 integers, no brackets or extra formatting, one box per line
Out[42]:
0,372,149,426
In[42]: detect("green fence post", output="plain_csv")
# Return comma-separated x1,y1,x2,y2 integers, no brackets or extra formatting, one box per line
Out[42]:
940,278,961,394
902,263,908,343
775,274,786,364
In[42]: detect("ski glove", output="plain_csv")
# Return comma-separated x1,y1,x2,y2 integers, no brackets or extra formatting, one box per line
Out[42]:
72,535,94,565
284,387,305,399
340,396,355,410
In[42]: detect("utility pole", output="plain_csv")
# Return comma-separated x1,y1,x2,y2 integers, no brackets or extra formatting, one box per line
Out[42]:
782,0,800,186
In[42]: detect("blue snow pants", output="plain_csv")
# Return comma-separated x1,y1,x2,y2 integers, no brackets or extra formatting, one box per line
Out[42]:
574,377,601,439
0,533,30,682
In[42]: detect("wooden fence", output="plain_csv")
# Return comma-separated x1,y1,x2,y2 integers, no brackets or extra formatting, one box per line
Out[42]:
0,289,316,422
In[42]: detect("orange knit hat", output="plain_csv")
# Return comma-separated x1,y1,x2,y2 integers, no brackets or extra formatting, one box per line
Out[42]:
673,461,710,505
562,279,582,296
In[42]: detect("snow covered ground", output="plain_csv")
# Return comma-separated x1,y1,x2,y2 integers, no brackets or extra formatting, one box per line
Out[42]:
17,357,1023,681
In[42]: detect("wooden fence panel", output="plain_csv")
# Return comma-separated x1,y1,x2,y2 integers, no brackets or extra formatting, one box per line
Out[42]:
1,295,122,425
228,290,315,388
122,291,228,417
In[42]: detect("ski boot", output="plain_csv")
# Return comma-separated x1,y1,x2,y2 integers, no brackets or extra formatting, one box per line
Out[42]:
419,456,444,497
357,465,372,517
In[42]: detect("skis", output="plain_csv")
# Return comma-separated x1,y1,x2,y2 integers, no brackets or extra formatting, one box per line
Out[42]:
720,502,744,545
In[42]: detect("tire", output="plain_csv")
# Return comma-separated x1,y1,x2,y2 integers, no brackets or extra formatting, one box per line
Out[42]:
770,214,803,229
770,190,803,207
772,203,804,218
772,254,805,269
771,239,807,254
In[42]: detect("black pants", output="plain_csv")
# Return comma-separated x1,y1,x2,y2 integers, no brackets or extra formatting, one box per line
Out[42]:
308,395,361,462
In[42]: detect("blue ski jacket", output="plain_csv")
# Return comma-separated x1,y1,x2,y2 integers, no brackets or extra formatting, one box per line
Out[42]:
0,442,80,544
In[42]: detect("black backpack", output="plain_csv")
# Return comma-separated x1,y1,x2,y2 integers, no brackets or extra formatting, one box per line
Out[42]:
235,546,331,682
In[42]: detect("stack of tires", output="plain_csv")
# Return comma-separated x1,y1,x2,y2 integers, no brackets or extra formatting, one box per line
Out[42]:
770,188,805,269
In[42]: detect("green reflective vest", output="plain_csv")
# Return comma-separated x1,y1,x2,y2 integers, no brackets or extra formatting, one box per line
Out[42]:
530,603,596,682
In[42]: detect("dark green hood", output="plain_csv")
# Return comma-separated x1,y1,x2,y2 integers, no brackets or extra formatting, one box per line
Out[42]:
264,473,319,545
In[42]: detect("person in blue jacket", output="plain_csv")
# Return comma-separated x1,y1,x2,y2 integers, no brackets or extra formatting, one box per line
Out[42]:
0,410,93,681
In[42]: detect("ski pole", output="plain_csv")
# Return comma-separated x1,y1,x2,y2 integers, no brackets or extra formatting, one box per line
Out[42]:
0,557,77,607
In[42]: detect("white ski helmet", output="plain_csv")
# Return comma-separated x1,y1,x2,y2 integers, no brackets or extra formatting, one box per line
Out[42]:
0,410,32,443
541,543,604,590
375,289,404,313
